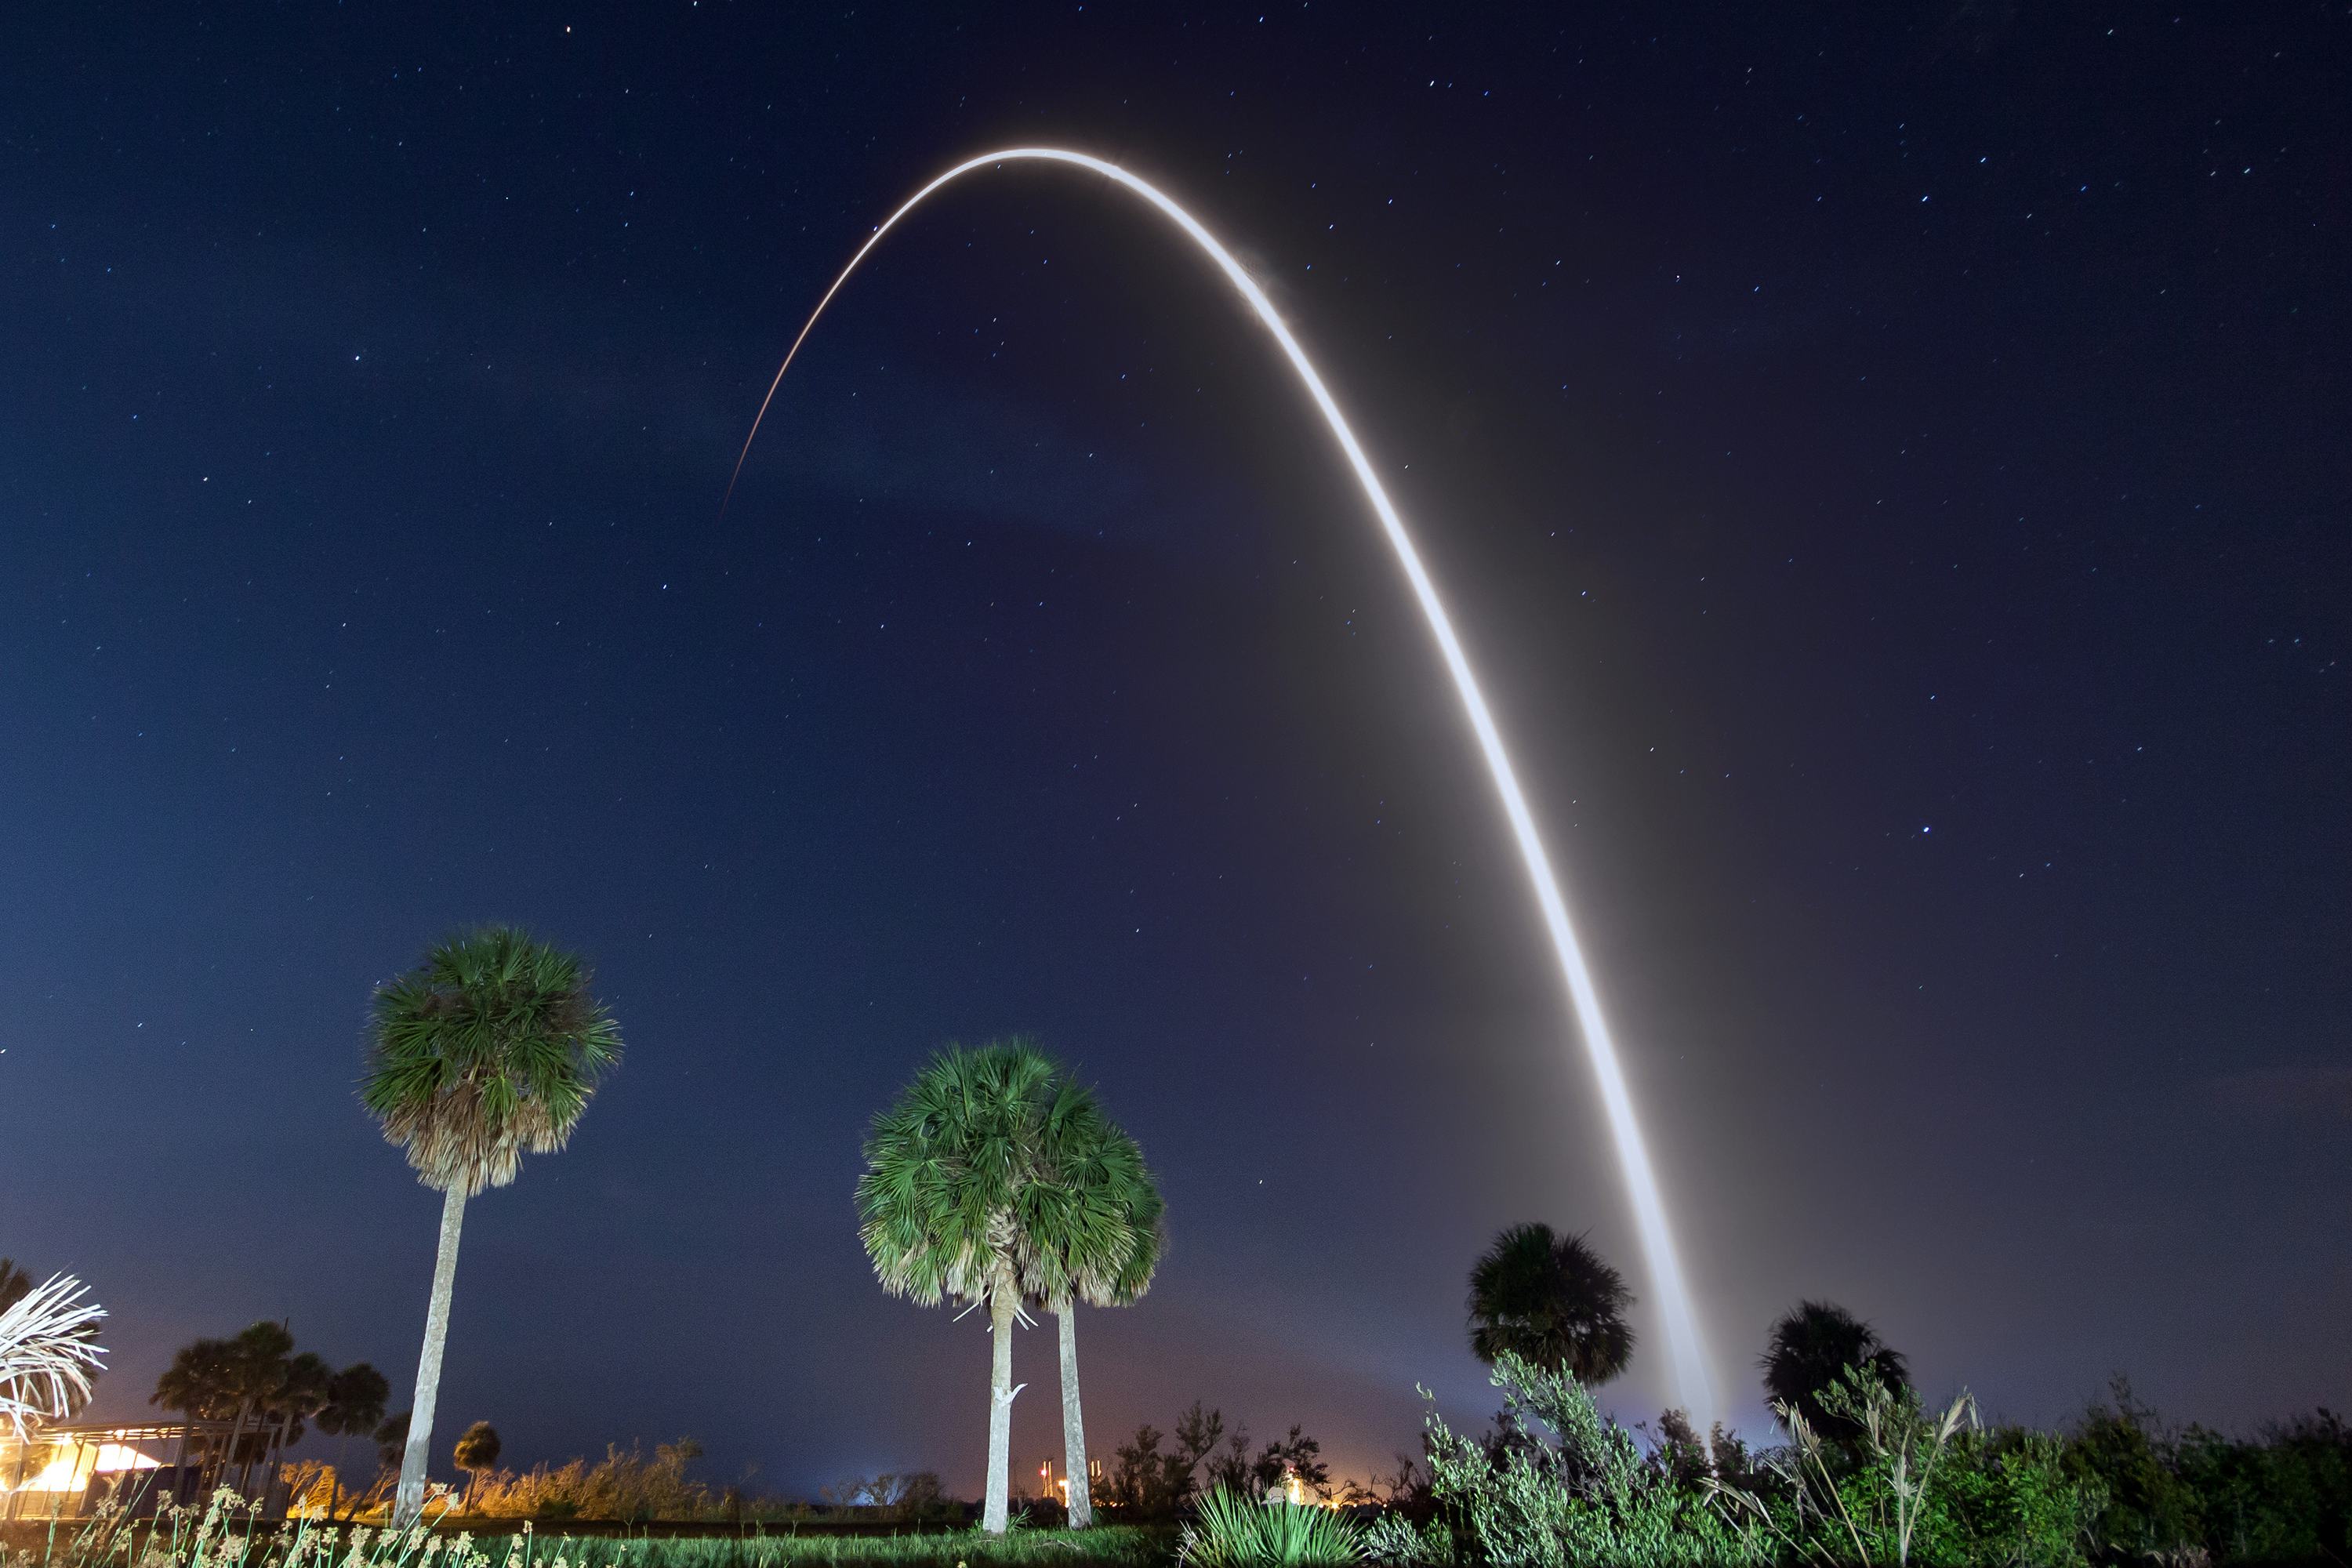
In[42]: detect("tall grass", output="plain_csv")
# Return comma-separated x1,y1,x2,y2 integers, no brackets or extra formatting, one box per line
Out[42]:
3,1492,1172,1568
468,1532,1173,1568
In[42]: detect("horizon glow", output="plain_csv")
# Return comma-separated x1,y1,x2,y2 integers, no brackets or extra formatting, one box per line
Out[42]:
728,147,1717,1423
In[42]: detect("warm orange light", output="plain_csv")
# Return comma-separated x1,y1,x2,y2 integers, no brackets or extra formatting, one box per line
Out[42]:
13,1445,159,1493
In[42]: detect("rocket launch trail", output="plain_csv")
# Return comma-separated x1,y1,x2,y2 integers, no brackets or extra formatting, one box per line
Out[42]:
728,148,1716,1422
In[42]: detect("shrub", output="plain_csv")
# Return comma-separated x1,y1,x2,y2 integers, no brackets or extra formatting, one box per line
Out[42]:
2062,1381,2352,1564
1178,1488,1365,1567
2062,1379,2205,1559
2172,1423,2326,1565
1917,1428,2100,1568
1359,1510,1454,1566
470,1440,710,1522
1707,1370,2103,1568
818,1472,957,1524
1422,1353,1753,1568
1708,1369,1979,1566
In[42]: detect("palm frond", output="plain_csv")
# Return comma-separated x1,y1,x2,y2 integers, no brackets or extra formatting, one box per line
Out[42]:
1466,1224,1635,1384
0,1274,107,1439
360,925,622,1196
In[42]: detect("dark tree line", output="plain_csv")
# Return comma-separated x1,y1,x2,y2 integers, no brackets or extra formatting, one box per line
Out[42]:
1102,1401,1332,1517
150,1322,393,1517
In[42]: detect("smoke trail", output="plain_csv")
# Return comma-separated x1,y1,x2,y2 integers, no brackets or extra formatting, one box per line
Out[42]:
728,148,1716,1422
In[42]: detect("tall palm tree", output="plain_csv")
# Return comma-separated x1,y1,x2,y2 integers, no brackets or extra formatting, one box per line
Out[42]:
1760,1300,1908,1441
372,1412,411,1497
1018,1080,1164,1530
258,1351,333,1513
856,1040,1061,1535
361,926,623,1527
1466,1223,1637,1384
151,1321,294,1494
152,1334,238,1484
314,1363,390,1521
224,1323,292,1495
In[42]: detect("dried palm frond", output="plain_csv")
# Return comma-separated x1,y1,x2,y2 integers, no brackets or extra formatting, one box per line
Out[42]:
0,1273,107,1439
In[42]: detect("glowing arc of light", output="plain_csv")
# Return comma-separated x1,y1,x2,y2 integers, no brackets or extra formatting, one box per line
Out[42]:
728,147,1715,1421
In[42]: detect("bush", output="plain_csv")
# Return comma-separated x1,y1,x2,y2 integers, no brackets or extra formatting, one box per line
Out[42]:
1359,1510,1453,1566
2062,1381,2352,1564
2172,1423,2327,1565
1917,1428,2100,1568
817,1472,958,1525
470,1440,713,1522
1422,1354,1753,1568
1707,1366,2106,1568
2062,1380,2205,1559
1178,1489,1365,1567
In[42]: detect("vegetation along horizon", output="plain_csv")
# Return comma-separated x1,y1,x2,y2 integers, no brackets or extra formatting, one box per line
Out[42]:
5,927,2348,1566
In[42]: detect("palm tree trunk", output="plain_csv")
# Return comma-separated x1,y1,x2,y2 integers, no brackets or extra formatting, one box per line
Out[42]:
267,1414,292,1517
394,1182,467,1530
1055,1303,1092,1529
982,1280,1016,1535
229,1399,256,1497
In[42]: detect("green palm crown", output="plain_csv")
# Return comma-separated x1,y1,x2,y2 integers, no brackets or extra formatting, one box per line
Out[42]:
855,1040,1061,1308
361,926,623,1197
1019,1077,1165,1312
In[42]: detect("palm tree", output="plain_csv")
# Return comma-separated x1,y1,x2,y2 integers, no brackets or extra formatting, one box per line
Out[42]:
452,1421,502,1511
0,1274,105,1440
152,1335,238,1484
373,1412,411,1501
1018,1080,1164,1530
258,1351,333,1514
314,1363,390,1521
856,1040,1062,1535
2,1265,100,1429
1760,1300,1908,1442
361,926,623,1527
1466,1223,1636,1384
151,1322,295,1494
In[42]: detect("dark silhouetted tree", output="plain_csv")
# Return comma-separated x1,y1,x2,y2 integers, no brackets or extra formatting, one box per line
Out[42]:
452,1421,502,1509
1760,1300,1908,1442
153,1322,296,1490
315,1363,390,1520
374,1411,412,1488
1467,1223,1635,1384
1250,1425,1333,1502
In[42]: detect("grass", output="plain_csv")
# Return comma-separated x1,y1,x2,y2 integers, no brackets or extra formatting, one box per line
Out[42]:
0,1495,1177,1568
459,1528,1178,1568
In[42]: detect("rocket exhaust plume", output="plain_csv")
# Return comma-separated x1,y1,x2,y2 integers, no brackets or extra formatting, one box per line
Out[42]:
728,148,1716,1422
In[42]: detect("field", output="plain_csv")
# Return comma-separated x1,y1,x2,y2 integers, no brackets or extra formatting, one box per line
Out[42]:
2,1519,1180,1568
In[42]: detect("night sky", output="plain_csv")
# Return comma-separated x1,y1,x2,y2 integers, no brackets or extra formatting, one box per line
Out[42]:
5,2,2346,1500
